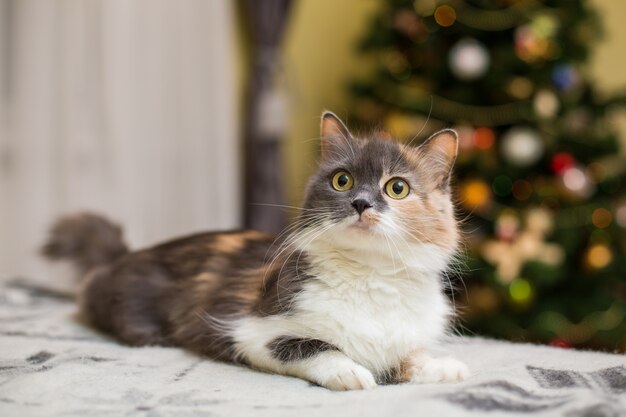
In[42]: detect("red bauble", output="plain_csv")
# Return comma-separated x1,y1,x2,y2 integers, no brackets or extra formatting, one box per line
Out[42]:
549,338,571,349
551,152,575,175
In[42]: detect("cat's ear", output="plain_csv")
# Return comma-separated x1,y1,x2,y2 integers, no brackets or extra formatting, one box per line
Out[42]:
418,129,458,189
320,111,352,159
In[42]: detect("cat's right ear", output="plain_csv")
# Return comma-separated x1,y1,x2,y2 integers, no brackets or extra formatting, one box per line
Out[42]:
320,111,352,160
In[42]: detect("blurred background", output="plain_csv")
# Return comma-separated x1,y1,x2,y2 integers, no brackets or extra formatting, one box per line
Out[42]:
1,0,625,351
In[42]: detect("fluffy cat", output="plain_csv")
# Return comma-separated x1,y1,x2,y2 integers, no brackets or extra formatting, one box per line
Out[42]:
42,111,468,390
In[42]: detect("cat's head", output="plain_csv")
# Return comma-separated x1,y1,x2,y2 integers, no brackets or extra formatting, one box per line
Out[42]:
300,111,459,269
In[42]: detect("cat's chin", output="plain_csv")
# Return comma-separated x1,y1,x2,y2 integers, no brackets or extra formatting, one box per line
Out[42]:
348,219,373,232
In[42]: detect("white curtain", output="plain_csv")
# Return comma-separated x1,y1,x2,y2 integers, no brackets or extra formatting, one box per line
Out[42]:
0,0,241,279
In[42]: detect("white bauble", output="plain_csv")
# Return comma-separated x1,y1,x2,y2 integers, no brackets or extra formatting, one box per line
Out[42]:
500,127,544,167
448,38,490,80
534,89,560,119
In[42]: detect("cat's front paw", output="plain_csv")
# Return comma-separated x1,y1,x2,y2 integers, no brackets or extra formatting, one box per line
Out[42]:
322,363,377,391
408,357,469,384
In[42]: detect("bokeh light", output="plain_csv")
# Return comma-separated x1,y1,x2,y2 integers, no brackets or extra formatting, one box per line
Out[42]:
591,208,612,229
509,278,533,305
586,243,613,270
434,5,456,27
473,127,496,149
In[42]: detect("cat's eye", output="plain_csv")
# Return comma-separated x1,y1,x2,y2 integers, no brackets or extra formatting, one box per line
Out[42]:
385,178,410,199
331,171,354,191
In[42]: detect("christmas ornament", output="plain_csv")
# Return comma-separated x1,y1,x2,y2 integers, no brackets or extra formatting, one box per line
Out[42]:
585,243,613,270
507,77,534,99
508,278,533,306
591,208,612,229
482,208,564,282
473,127,495,149
549,338,571,349
514,14,560,63
460,179,491,210
562,166,595,198
551,152,575,175
448,38,490,80
434,5,456,27
552,64,580,91
500,127,544,167
533,89,559,119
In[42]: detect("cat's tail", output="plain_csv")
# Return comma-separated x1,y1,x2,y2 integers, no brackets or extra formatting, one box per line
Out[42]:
41,212,129,276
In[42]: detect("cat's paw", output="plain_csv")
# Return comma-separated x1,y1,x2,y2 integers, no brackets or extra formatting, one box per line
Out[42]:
409,357,469,384
322,363,377,391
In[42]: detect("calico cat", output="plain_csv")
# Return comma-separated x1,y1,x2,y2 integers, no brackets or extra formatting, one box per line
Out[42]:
42,112,468,390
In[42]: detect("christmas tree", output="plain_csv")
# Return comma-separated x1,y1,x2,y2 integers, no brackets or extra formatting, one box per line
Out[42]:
350,0,626,351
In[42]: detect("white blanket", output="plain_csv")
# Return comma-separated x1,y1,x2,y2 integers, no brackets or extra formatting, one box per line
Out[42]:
0,280,624,417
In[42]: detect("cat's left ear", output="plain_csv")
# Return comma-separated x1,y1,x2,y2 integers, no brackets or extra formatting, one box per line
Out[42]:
320,111,352,160
418,129,458,189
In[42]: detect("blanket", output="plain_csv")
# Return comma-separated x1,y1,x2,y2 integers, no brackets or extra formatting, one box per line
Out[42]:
0,279,624,417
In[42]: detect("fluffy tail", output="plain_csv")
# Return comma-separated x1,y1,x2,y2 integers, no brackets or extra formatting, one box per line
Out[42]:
41,213,128,275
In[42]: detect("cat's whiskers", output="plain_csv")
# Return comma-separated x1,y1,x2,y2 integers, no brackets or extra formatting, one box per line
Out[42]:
379,217,425,281
263,215,328,283
286,222,336,311
274,221,336,312
250,203,331,212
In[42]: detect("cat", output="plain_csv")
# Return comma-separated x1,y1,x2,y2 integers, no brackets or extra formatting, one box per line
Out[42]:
42,111,469,390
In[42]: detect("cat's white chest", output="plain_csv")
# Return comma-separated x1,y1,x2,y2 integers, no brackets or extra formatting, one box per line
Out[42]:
293,249,451,374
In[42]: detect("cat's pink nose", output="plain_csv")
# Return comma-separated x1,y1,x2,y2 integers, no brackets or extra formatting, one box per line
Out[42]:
352,199,372,215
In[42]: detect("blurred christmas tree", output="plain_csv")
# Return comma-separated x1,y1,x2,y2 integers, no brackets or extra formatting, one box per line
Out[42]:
350,0,626,351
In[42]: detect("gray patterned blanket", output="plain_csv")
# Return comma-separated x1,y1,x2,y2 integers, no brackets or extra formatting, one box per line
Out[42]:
0,279,624,417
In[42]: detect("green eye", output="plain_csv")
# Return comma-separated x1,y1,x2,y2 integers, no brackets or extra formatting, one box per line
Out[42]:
331,171,354,191
385,178,410,199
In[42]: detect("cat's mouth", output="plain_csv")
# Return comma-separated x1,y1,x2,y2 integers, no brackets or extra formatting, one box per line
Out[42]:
348,212,379,231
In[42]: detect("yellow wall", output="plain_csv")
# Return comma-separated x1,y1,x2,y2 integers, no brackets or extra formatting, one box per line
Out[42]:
281,0,381,205
278,0,626,205
589,0,626,154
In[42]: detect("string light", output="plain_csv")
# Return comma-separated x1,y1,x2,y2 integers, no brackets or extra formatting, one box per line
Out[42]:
562,167,587,191
460,179,491,209
434,5,456,27
591,208,612,229
551,152,575,175
509,278,533,305
473,127,495,149
586,243,613,270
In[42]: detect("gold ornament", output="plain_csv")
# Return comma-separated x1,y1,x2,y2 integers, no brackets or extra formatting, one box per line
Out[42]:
434,5,456,27
591,208,612,229
460,179,491,210
586,243,613,270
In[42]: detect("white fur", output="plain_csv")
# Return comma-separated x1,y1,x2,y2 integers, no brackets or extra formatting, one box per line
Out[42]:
229,217,467,390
